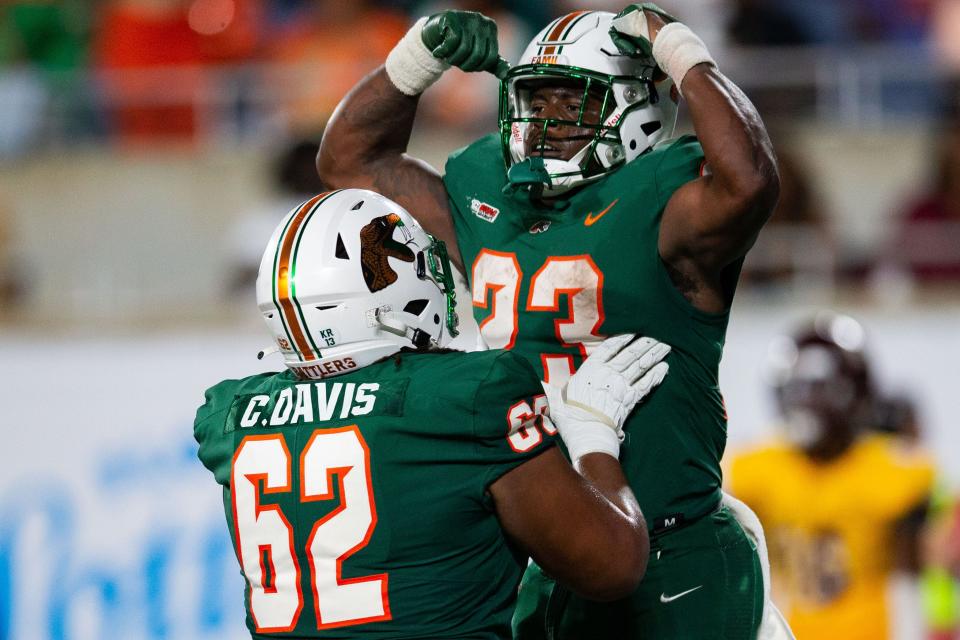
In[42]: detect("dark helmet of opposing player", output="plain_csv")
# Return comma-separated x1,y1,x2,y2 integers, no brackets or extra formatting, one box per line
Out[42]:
765,312,873,451
255,189,459,379
499,11,678,197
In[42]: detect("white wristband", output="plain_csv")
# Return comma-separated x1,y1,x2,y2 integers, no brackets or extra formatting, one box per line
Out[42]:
559,416,622,463
544,381,622,462
385,17,450,96
652,22,716,91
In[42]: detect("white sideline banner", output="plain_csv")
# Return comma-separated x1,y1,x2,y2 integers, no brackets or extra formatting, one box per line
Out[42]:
0,333,267,640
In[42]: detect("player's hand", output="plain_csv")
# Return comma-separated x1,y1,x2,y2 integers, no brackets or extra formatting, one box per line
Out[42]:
421,10,509,76
566,334,670,435
546,334,670,461
609,3,678,59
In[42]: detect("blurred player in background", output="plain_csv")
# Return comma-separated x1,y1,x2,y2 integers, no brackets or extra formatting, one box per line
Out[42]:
195,188,673,638
873,392,923,443
319,4,781,638
728,312,936,640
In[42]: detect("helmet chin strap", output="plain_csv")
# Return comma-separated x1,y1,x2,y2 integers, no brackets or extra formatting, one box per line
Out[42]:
505,141,600,197
376,309,436,349
504,157,551,197
257,344,280,360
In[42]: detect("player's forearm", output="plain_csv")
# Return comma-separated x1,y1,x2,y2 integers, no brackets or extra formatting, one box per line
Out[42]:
681,66,780,226
554,455,648,600
577,453,645,528
490,448,647,601
317,67,419,189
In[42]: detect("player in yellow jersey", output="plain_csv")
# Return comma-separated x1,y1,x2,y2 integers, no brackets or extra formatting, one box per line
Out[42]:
728,312,935,640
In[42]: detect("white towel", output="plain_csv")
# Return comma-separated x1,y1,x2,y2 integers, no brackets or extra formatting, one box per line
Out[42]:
721,491,796,640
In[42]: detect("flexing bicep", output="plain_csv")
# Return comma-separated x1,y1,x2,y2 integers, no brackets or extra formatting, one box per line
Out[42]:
318,67,461,268
489,448,647,601
659,66,779,272
372,155,461,270
659,171,767,270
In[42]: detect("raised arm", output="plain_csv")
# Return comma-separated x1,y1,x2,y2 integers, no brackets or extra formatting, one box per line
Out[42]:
657,39,779,283
317,12,504,270
611,6,780,312
660,60,779,267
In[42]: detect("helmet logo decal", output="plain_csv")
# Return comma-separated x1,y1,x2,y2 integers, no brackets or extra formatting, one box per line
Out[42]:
360,213,415,292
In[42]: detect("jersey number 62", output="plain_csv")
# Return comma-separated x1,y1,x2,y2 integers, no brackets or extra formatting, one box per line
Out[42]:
231,426,390,632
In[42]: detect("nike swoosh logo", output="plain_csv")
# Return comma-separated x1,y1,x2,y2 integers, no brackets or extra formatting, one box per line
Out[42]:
583,199,619,226
659,585,703,603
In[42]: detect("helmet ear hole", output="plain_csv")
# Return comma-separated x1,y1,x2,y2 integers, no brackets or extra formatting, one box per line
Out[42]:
335,234,349,260
402,299,429,316
641,121,662,136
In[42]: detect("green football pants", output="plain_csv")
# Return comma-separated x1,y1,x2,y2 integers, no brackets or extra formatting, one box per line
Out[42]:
512,506,763,640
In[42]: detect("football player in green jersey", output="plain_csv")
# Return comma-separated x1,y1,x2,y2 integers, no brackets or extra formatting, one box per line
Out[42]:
194,188,674,639
318,5,785,639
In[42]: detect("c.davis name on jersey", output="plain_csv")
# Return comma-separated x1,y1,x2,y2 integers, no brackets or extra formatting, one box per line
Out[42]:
239,382,380,428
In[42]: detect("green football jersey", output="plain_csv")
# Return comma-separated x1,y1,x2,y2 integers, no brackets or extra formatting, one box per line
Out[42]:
194,349,556,639
445,134,740,532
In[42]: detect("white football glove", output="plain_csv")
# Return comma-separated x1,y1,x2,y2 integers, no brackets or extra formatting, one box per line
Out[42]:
547,334,671,462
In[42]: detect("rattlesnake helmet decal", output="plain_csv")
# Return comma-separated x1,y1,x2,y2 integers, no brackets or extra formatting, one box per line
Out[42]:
359,213,416,292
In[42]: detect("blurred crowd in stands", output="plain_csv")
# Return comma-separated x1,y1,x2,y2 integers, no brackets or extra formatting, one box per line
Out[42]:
2,0,960,308
2,0,959,148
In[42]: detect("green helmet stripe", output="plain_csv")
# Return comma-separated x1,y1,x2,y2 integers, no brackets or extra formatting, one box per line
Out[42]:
271,191,339,361
289,189,342,359
271,202,303,360
556,10,593,55
537,16,564,56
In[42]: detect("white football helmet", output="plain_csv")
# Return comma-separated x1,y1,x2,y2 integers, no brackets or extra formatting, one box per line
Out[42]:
256,189,459,379
499,10,679,196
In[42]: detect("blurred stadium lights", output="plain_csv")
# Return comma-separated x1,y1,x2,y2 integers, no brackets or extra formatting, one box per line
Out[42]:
187,0,238,36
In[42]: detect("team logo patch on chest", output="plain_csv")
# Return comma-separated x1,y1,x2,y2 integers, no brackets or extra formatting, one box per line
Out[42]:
529,220,551,234
471,199,500,223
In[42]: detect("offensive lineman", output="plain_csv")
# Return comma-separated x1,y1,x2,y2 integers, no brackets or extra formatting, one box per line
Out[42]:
319,4,780,639
194,189,672,639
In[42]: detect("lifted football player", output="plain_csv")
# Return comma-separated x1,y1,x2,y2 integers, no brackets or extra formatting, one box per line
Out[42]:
195,189,673,639
319,4,780,639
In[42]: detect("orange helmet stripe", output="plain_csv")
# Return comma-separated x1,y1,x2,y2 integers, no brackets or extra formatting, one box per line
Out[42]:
274,192,332,361
542,11,589,55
